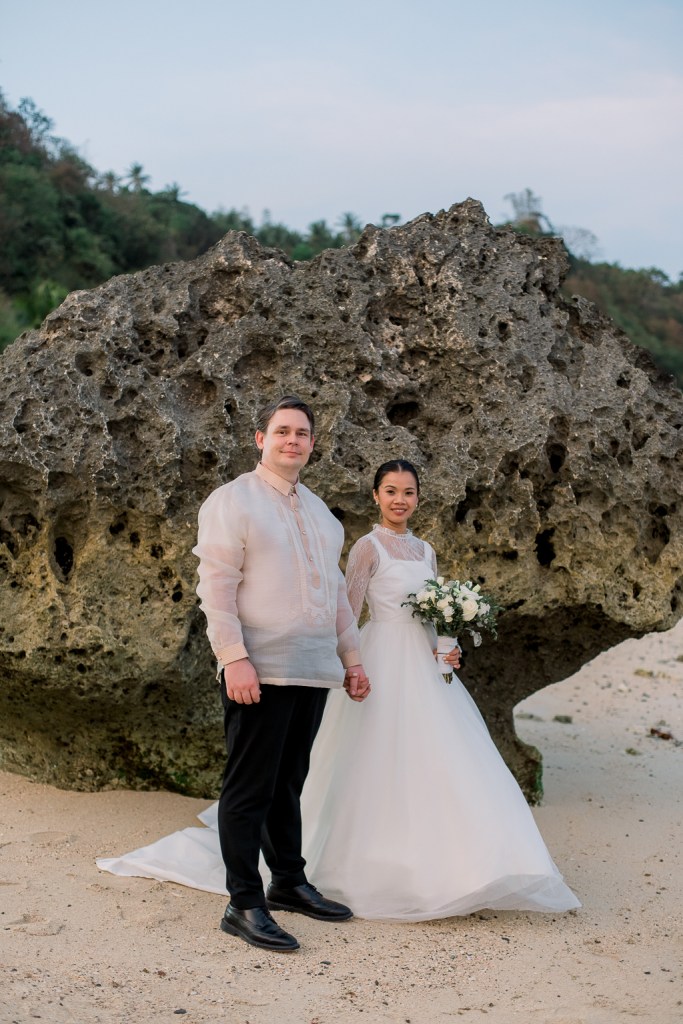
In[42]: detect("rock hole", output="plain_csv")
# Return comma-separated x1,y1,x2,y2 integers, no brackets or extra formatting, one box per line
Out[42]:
454,486,483,524
54,536,74,578
545,442,566,474
0,529,17,557
386,400,420,426
74,353,96,377
200,450,218,469
535,528,556,567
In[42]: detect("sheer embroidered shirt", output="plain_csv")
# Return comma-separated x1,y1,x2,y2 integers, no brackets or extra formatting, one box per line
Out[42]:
193,462,361,688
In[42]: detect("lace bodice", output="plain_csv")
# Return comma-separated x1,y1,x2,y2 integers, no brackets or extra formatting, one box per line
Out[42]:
345,525,437,620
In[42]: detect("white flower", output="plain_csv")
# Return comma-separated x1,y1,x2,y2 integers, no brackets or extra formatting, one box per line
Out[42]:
415,590,430,603
436,576,444,586
436,598,452,610
479,603,490,615
461,598,478,621
472,631,482,647
444,613,454,622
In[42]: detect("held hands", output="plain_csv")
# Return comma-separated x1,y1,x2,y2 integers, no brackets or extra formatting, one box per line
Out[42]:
343,664,371,702
224,658,261,704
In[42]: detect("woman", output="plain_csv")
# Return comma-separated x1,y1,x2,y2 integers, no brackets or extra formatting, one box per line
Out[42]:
98,460,579,919
299,459,580,919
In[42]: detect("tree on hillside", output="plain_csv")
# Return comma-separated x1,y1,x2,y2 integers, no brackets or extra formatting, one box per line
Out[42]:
338,211,363,244
126,162,150,192
503,188,553,236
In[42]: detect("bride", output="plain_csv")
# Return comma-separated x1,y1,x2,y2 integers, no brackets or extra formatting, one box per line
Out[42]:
98,460,579,919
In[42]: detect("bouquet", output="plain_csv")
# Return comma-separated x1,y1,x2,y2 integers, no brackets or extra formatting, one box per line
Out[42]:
403,577,501,675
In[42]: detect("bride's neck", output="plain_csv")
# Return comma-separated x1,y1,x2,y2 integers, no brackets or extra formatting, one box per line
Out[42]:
376,522,411,536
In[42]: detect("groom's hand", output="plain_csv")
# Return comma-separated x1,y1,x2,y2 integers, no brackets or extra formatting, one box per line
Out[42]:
344,664,370,702
224,658,261,704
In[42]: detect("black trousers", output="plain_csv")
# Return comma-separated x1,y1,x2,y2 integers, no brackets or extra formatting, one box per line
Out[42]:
218,678,329,909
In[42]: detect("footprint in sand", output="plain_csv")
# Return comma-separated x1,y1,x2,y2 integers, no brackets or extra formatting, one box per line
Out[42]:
28,831,77,846
8,912,65,936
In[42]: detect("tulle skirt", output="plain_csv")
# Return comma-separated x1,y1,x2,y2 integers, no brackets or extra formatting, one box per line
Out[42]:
299,619,580,919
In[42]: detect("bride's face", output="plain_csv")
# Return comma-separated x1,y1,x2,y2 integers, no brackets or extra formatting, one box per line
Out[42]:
373,471,419,533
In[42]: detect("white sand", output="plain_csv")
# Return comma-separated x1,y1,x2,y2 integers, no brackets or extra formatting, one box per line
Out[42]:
1,620,682,1023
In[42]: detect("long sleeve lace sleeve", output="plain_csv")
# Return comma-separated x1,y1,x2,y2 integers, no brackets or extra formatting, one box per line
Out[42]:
424,541,438,649
335,568,362,667
344,536,379,621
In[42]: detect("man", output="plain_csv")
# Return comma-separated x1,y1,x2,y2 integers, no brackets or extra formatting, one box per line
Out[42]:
193,395,370,952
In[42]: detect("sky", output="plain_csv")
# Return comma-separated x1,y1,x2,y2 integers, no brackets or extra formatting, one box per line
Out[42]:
2,0,682,278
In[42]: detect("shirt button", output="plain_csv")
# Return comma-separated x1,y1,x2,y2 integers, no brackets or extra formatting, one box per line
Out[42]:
309,557,313,562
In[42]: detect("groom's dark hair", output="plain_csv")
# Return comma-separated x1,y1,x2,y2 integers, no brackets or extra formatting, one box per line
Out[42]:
373,459,421,494
256,395,315,435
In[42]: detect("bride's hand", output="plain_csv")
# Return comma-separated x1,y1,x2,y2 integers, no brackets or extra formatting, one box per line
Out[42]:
344,665,371,702
434,645,462,669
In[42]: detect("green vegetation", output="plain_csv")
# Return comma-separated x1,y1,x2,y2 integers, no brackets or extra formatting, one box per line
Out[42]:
0,92,367,350
501,190,683,385
1,98,682,387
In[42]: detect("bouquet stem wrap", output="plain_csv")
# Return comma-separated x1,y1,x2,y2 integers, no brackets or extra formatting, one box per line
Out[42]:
436,635,459,678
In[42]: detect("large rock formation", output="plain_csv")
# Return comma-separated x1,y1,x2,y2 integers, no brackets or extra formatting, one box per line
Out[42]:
1,200,681,801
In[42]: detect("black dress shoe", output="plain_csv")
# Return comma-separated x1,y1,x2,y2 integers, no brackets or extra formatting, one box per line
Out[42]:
266,882,353,921
219,904,299,952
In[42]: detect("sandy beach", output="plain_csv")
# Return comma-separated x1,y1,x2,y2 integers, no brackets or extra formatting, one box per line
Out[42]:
1,620,682,1024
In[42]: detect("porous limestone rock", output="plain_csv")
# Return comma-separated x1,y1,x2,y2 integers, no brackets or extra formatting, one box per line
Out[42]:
1,199,681,801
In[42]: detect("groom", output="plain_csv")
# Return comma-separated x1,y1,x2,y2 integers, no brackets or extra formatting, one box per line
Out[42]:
194,395,370,952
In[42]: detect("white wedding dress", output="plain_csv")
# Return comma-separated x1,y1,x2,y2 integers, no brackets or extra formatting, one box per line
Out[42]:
98,527,580,919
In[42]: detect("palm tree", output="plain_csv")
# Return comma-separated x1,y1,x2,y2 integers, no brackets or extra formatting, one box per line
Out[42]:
380,213,401,229
162,182,187,202
99,170,121,193
337,212,363,245
126,163,150,192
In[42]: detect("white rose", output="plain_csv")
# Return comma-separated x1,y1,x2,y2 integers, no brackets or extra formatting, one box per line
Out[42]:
461,597,479,621
436,598,451,610
428,591,438,603
416,590,429,603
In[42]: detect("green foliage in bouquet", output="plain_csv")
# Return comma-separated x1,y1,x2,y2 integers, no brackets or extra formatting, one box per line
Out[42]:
403,578,502,647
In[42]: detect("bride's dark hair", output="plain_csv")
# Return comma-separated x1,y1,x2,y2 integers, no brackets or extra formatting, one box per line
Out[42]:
373,460,421,495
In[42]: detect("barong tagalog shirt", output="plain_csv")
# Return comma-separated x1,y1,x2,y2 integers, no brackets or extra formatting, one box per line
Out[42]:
193,462,361,688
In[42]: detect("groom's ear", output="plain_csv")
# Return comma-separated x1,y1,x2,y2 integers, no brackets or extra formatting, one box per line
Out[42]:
255,430,264,451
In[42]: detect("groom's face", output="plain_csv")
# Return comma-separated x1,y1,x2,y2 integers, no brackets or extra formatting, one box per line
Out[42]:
255,409,315,480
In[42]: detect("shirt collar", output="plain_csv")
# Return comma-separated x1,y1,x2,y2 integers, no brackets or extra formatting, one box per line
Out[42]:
255,461,298,496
